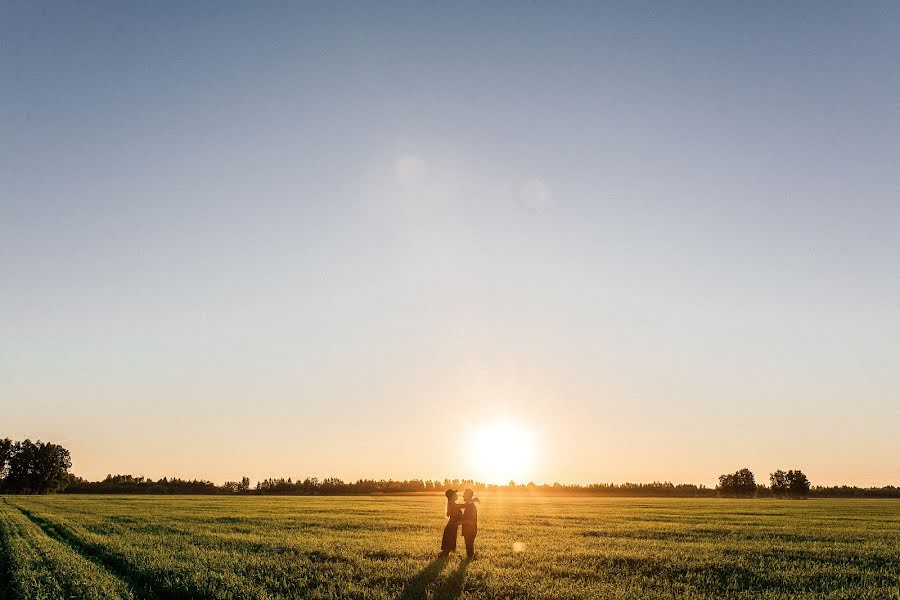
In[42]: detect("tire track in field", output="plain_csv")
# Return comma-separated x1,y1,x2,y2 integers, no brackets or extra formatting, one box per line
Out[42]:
0,503,14,600
10,503,163,600
0,498,22,600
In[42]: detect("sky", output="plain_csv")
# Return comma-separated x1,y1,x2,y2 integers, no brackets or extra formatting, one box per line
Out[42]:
1,2,898,487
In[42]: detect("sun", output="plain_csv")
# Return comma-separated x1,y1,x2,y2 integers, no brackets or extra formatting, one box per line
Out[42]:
468,421,537,484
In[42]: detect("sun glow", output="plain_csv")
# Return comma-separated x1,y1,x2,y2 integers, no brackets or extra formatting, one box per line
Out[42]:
468,421,537,484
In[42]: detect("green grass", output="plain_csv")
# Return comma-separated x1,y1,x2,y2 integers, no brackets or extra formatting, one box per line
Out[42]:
1,495,898,599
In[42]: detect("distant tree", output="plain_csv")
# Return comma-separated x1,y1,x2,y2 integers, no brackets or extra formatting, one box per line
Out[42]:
2,439,72,494
239,476,251,493
717,468,756,497
770,470,789,497
787,470,811,498
0,438,13,485
770,469,811,498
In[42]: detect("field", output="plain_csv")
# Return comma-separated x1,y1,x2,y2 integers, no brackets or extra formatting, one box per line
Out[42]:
1,495,898,599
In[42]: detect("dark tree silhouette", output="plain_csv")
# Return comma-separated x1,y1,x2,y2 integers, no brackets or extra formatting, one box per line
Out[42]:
770,469,812,498
787,470,811,498
770,469,789,496
717,468,757,497
0,439,72,494
0,438,13,481
221,480,242,493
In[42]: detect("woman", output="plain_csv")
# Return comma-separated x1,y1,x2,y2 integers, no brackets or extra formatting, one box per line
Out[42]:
439,489,463,557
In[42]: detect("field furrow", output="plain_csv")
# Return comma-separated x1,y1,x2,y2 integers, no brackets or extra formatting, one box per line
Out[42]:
5,500,275,600
0,499,136,599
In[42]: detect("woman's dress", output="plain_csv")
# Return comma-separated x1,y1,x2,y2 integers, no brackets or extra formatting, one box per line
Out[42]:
440,501,462,552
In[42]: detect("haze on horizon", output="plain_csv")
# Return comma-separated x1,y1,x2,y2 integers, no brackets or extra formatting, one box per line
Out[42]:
2,2,898,488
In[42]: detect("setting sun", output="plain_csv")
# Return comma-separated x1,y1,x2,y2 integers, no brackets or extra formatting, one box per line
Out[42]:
468,421,537,484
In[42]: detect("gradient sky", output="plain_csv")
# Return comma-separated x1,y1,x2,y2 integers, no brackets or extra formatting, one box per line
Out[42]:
2,2,898,486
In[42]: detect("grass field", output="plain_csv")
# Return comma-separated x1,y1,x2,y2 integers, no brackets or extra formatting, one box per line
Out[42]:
1,495,898,599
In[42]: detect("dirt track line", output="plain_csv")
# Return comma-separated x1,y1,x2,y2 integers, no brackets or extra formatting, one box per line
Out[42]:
0,501,14,600
10,503,163,600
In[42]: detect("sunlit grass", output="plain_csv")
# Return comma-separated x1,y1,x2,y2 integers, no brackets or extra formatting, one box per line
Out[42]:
1,495,898,599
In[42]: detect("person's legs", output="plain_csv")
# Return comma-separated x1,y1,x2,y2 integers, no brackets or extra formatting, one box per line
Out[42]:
440,522,458,555
464,533,475,558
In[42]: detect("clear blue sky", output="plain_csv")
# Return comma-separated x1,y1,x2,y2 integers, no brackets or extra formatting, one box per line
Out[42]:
2,2,898,486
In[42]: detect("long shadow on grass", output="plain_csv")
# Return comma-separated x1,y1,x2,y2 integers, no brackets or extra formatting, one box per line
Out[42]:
12,505,164,600
433,558,469,600
399,557,448,600
399,556,470,600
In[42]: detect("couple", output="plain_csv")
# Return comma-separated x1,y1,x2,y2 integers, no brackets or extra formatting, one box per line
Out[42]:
439,488,478,558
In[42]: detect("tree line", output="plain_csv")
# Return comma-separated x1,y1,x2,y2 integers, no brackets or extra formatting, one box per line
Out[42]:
717,467,813,498
58,473,900,498
3,438,898,498
62,475,721,496
710,467,900,498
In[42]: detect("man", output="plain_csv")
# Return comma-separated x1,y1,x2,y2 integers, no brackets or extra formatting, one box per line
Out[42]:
460,488,479,558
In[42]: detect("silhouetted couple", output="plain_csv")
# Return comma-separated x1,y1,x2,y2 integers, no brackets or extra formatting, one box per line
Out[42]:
439,488,478,558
